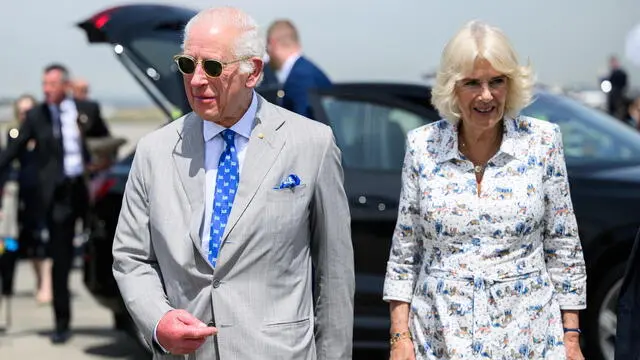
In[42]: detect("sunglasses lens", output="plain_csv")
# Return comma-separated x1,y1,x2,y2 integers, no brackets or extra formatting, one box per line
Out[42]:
176,56,196,74
203,60,223,77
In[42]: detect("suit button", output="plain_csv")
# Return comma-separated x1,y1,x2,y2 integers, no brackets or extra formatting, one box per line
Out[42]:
212,279,221,288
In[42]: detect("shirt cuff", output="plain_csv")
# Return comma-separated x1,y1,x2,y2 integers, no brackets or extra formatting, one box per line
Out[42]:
153,320,170,354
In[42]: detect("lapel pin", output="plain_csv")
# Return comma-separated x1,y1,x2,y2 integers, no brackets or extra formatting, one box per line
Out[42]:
78,114,88,123
257,133,264,139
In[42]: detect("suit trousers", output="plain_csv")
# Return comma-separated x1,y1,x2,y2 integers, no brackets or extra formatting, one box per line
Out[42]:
0,251,18,295
49,176,87,332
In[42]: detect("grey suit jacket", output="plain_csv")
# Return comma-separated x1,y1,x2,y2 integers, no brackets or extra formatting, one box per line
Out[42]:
112,96,355,360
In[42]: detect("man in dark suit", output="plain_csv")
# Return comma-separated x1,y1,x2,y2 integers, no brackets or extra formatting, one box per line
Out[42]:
266,19,332,119
0,63,110,344
606,55,629,119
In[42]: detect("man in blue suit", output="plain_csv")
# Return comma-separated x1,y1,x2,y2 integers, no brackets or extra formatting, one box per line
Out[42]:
266,20,332,119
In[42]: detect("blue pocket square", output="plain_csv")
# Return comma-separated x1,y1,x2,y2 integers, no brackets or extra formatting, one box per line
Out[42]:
274,174,302,190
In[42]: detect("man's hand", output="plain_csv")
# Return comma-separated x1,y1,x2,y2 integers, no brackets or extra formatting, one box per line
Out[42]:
156,309,217,355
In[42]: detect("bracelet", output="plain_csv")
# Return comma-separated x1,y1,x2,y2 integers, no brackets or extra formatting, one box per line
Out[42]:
563,327,582,334
390,330,412,347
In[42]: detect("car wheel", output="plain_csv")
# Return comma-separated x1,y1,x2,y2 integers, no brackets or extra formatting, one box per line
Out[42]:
585,263,625,360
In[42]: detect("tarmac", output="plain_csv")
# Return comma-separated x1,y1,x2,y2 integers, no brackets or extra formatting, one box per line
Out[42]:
0,255,150,360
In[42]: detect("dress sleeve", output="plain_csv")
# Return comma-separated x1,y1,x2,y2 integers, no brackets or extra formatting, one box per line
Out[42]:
542,124,587,310
383,131,425,303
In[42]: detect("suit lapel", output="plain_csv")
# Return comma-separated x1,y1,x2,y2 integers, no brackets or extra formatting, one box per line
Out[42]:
172,113,209,263
73,100,92,164
75,100,89,135
222,97,286,243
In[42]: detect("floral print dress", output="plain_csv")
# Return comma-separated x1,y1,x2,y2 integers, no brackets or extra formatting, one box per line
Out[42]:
383,117,587,359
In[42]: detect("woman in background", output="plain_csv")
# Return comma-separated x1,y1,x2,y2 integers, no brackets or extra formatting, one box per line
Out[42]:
9,95,52,305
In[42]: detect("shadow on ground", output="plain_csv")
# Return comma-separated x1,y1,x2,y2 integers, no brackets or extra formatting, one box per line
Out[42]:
0,326,150,359
84,331,150,360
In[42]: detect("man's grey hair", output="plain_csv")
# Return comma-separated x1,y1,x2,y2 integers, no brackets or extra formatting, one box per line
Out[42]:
182,7,265,79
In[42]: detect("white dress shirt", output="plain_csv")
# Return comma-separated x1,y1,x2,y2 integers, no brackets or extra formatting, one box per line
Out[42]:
275,52,301,84
200,91,258,253
49,98,84,178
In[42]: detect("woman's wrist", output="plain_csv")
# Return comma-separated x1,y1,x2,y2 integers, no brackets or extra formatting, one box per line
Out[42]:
390,330,413,348
563,330,581,343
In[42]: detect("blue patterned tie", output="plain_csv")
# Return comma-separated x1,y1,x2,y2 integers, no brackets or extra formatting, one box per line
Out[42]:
208,129,239,267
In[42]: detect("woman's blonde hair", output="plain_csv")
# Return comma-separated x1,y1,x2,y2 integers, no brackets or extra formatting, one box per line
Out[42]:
431,20,535,123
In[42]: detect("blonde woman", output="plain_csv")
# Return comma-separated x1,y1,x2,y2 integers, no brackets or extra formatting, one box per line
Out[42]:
384,21,586,359
9,95,52,305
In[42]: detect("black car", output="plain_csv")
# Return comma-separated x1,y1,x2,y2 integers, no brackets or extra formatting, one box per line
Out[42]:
78,4,640,360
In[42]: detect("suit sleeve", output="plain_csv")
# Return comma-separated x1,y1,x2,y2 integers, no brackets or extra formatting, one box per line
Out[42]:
112,137,172,349
85,101,110,137
284,75,316,119
0,113,33,177
310,126,355,360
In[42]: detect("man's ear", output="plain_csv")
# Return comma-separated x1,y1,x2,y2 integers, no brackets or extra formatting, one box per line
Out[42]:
246,58,264,88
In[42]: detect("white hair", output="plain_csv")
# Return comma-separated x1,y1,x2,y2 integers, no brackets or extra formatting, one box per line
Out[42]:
431,20,535,123
182,7,266,79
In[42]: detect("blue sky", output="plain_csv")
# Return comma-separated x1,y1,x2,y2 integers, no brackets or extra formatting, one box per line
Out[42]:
1,0,639,105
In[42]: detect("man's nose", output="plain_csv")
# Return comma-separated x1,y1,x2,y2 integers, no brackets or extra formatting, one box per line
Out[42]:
190,65,209,86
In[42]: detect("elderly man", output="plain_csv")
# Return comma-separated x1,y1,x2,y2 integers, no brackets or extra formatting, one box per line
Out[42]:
266,20,332,119
112,6,354,360
71,78,90,101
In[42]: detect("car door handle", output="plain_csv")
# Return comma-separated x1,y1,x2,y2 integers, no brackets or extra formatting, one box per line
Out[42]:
350,195,396,211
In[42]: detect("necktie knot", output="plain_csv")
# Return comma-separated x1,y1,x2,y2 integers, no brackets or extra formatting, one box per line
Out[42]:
221,129,235,148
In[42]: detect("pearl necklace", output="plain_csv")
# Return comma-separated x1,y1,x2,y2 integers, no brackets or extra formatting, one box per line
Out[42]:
459,141,487,174
472,163,486,174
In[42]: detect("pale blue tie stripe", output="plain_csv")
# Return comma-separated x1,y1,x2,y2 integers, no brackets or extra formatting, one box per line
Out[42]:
208,129,239,267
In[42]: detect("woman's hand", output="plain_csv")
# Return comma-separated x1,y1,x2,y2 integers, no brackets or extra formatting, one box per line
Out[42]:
390,338,416,360
564,332,585,360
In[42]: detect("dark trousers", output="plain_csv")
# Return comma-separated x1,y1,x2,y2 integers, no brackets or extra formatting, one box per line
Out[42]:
49,176,87,332
0,249,18,296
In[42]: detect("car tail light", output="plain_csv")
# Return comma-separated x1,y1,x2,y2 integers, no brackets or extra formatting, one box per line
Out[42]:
90,6,121,30
93,14,110,29
91,176,117,203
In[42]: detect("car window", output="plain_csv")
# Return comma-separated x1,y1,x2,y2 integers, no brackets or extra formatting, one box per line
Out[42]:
521,92,640,166
320,96,431,171
126,34,191,117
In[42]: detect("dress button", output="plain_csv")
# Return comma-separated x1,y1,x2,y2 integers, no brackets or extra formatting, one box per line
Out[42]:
212,279,221,288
